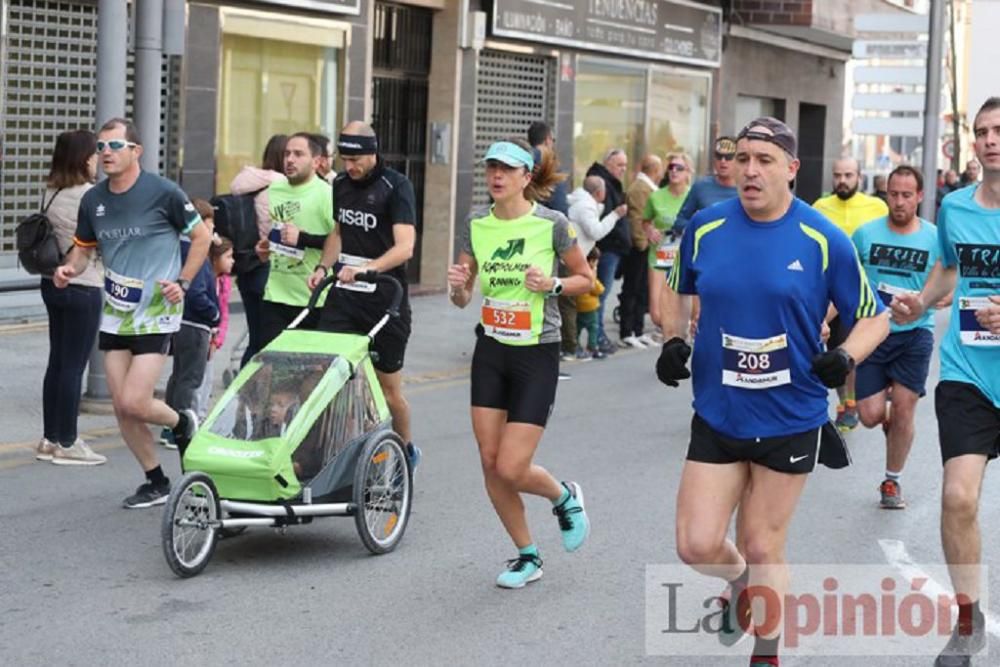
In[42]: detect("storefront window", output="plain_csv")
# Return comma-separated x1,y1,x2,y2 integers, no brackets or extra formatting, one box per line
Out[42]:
574,57,711,186
216,14,344,193
573,58,646,186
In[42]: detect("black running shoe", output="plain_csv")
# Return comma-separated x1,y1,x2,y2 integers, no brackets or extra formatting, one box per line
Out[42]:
173,409,199,453
123,480,170,509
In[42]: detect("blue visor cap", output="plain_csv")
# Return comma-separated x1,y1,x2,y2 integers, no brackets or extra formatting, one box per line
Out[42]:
482,141,535,171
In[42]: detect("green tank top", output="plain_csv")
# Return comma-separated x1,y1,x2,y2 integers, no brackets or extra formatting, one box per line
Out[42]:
461,204,575,346
643,186,688,270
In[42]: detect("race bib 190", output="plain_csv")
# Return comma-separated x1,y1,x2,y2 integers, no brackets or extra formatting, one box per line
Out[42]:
958,296,1000,346
722,332,791,390
104,269,143,312
482,297,532,341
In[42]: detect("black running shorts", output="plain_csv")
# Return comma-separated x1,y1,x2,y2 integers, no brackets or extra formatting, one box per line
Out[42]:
686,413,822,474
936,380,1000,463
99,332,172,356
470,331,559,427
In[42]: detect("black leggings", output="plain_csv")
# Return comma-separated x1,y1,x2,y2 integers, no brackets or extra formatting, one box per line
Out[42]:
41,279,101,446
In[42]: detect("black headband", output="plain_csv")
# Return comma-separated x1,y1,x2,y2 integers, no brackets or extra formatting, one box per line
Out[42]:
337,134,377,156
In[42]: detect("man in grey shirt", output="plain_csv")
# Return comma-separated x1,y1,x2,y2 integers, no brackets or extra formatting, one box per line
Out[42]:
55,117,211,509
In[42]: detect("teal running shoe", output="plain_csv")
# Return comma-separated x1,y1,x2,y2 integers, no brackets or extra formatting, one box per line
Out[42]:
496,554,543,589
553,481,590,552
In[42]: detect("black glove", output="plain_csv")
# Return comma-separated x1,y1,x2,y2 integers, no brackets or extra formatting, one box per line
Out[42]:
811,347,855,388
656,337,692,387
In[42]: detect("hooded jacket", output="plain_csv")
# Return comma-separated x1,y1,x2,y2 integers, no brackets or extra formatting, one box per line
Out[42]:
567,186,623,258
180,239,221,331
585,162,630,255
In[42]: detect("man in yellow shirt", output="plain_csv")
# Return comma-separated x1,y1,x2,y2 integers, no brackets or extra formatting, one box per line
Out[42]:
813,157,889,430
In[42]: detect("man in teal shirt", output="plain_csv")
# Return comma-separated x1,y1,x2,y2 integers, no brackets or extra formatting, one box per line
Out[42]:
893,97,1000,666
851,165,938,511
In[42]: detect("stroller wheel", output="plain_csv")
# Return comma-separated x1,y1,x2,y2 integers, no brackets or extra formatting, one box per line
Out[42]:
353,433,411,554
613,305,620,323
161,472,220,577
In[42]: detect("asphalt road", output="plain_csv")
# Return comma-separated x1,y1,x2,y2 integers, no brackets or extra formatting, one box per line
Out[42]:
2,311,998,666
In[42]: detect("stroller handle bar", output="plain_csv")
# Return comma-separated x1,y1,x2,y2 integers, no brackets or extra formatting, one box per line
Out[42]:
306,270,404,318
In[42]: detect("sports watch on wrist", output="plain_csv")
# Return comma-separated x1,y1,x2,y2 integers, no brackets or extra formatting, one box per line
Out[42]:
314,264,330,277
177,278,191,293
548,277,564,296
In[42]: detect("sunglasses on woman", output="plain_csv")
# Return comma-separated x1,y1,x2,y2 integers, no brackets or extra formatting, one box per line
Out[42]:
667,163,687,172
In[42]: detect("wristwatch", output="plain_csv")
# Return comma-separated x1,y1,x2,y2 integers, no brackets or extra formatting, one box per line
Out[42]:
314,264,330,277
548,277,564,296
177,278,191,293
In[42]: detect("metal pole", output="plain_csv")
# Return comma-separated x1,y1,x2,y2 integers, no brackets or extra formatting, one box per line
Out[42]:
86,0,129,403
134,0,164,174
920,0,946,221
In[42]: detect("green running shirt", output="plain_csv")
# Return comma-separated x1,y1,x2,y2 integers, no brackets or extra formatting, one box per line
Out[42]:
264,176,334,307
459,204,576,346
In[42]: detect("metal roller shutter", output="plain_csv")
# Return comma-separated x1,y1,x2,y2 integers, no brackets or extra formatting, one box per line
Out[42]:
473,48,556,209
0,0,180,253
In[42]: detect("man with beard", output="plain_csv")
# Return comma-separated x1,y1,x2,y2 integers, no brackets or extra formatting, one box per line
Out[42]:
586,148,629,354
814,157,889,431
850,166,939,510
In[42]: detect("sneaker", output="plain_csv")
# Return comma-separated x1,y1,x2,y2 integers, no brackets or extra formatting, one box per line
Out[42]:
879,478,906,509
496,553,543,589
558,371,572,381
575,346,592,362
621,335,648,349
935,618,986,666
591,349,607,360
407,442,422,474
122,480,170,509
835,406,859,432
51,439,107,466
553,481,590,552
560,350,575,362
637,333,660,347
159,427,177,450
597,335,617,355
718,580,754,647
35,437,57,462
173,409,199,452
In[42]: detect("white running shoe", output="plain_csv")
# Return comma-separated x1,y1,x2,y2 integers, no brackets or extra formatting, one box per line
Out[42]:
36,437,57,461
637,333,660,347
621,335,647,349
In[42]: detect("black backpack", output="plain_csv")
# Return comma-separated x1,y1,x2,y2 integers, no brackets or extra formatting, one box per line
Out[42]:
210,188,266,275
16,189,65,276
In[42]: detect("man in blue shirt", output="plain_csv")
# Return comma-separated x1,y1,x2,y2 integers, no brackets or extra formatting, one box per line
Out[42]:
673,135,739,232
893,97,1000,667
851,165,938,511
658,117,889,665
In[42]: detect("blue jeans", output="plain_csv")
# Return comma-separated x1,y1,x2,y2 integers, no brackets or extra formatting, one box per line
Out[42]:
596,250,622,342
236,262,269,367
40,279,101,446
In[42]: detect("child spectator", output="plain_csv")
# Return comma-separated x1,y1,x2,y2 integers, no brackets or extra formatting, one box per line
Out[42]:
576,248,606,360
160,199,221,449
193,235,235,420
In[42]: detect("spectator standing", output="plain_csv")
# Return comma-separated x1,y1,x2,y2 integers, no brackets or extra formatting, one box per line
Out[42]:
193,236,235,420
37,130,105,465
566,176,627,259
160,199,221,448
230,134,286,365
937,169,961,209
872,173,889,203
619,154,663,348
576,248,606,359
586,149,629,354
527,122,569,215
960,158,981,186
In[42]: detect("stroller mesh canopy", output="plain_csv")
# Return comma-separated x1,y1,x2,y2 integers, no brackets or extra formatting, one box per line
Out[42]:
207,352,337,442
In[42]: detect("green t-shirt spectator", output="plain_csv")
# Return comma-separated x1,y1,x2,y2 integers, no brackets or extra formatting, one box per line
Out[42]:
642,186,688,269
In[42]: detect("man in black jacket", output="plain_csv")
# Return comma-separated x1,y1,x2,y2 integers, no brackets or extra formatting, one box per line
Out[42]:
586,148,629,354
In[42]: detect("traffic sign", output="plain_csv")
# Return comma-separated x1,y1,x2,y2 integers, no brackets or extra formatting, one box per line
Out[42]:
942,137,956,160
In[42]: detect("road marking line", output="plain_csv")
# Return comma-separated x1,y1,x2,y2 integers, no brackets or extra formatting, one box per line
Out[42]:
879,538,1000,639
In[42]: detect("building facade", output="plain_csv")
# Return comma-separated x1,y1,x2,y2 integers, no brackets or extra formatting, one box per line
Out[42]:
2,0,888,287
